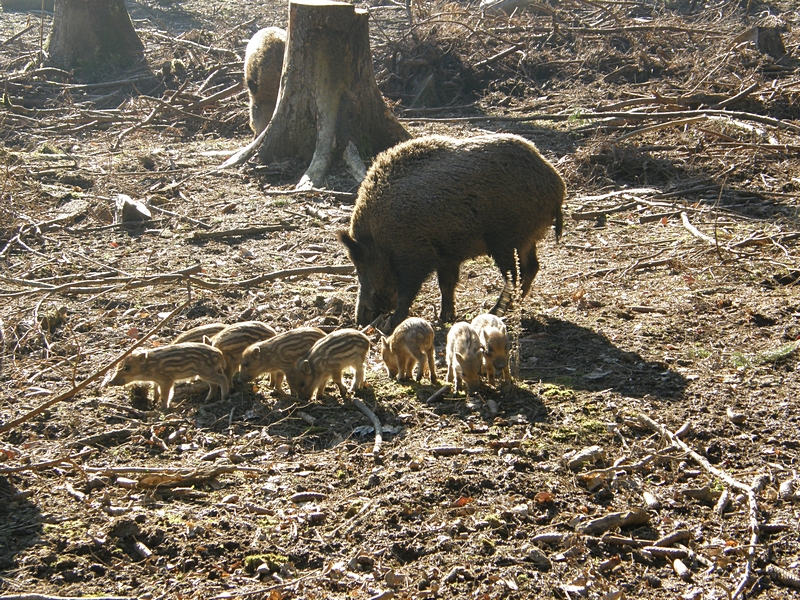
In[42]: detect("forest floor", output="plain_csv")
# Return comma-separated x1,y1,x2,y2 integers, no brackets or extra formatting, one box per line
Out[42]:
1,0,800,598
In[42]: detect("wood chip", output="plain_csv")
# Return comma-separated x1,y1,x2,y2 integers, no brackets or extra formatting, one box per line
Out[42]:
726,407,747,424
673,558,692,581
577,507,649,536
290,491,327,503
643,490,661,510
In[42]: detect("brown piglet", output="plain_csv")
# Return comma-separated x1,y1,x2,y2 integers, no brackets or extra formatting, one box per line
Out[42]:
210,321,277,385
239,327,326,395
471,313,511,386
380,317,437,384
171,322,226,345
107,342,229,409
446,322,482,394
287,329,370,401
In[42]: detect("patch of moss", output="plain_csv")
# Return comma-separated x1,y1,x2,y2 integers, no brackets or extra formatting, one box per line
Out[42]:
576,417,606,435
732,341,798,369
540,383,575,400
550,426,576,442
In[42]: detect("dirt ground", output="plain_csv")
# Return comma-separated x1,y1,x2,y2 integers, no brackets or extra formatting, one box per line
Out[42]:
1,0,800,598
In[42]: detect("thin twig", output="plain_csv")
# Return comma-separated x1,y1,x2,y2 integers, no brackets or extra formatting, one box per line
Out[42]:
353,398,383,455
0,449,95,475
636,414,760,599
681,211,716,245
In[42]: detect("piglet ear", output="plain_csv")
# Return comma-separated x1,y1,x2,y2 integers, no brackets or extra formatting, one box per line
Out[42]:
135,351,148,364
251,346,261,359
300,360,311,375
337,231,366,262
202,335,213,345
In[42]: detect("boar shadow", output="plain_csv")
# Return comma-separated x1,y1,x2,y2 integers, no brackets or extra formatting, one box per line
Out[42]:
518,316,687,400
0,476,42,573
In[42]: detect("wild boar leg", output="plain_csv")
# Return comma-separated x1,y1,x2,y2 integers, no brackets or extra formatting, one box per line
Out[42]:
391,272,427,331
409,349,426,382
520,245,540,298
489,250,518,316
217,375,230,401
425,346,438,384
204,382,218,402
437,263,460,323
271,371,286,393
159,381,176,410
352,363,365,392
332,370,348,397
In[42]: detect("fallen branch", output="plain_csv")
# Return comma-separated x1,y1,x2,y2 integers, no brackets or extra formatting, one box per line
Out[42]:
405,108,800,134
0,449,95,475
233,265,355,287
571,201,639,220
1,21,37,46
425,384,451,403
614,115,708,142
69,428,136,448
576,507,650,535
0,595,134,600
192,224,299,240
148,204,211,229
681,211,716,245
354,398,383,456
635,414,759,599
713,82,760,109
0,265,202,298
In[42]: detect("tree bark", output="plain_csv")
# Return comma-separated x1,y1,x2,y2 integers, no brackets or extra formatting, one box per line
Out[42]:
47,0,145,72
256,0,410,188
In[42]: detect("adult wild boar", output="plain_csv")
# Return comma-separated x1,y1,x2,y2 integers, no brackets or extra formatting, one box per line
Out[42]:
244,27,286,136
338,133,565,332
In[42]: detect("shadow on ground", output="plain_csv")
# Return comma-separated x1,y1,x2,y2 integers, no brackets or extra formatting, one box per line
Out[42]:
0,476,42,576
519,316,688,400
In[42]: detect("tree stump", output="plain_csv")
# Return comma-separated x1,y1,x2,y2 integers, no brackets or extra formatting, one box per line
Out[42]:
255,0,410,188
47,0,145,71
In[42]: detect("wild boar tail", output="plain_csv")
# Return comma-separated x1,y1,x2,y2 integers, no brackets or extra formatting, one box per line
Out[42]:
554,206,563,242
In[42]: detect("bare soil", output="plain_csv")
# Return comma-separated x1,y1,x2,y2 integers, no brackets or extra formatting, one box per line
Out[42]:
1,0,800,599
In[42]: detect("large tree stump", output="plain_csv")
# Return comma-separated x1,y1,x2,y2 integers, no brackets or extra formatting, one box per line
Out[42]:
252,0,410,188
47,0,145,71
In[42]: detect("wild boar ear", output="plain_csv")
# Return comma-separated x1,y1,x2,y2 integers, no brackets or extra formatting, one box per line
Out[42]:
479,330,489,350
337,231,366,262
379,336,388,349
251,346,261,359
135,351,148,364
202,335,213,345
300,360,311,375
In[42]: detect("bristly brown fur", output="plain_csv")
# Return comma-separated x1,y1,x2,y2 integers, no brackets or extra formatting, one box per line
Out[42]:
339,133,566,332
244,27,286,136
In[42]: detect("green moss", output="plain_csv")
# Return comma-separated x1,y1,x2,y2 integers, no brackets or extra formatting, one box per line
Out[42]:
541,384,575,400
576,417,606,435
690,345,711,359
550,427,576,442
732,341,798,369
